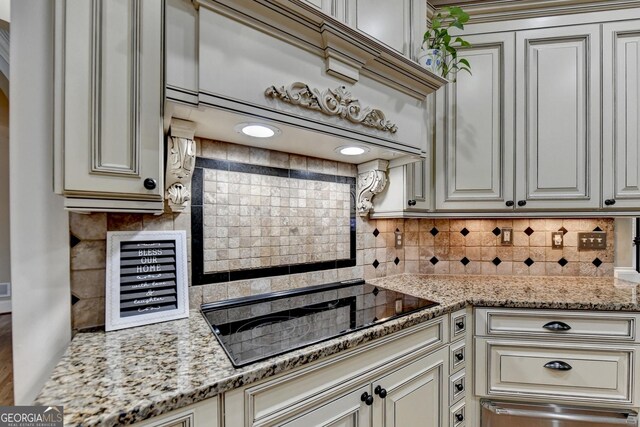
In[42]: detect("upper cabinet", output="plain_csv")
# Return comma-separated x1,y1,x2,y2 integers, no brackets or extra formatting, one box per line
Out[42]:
55,0,165,213
602,20,640,210
435,32,515,212
514,25,601,210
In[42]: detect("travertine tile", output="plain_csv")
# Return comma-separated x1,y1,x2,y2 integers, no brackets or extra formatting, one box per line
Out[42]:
70,269,106,299
71,240,106,271
70,212,107,240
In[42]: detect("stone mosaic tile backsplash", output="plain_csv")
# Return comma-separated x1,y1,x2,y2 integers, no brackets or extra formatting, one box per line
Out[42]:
201,168,352,272
67,138,616,331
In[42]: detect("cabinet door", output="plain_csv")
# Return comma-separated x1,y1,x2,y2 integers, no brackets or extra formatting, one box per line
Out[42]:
435,32,515,211
63,0,163,200
280,384,372,427
372,348,448,427
515,25,601,210
603,20,640,209
347,0,426,59
406,159,430,211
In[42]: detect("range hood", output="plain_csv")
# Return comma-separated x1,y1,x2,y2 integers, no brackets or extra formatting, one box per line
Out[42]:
164,0,448,164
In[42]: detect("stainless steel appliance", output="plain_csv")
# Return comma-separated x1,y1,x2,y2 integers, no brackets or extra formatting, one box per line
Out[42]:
482,400,638,427
201,279,439,367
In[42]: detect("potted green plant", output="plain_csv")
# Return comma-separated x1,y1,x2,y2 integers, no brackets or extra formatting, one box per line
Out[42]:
418,6,472,80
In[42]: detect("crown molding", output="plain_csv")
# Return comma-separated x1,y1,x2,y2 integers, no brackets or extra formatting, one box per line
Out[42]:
430,0,640,23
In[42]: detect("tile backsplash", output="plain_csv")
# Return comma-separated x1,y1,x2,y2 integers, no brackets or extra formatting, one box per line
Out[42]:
68,138,616,331
363,218,614,279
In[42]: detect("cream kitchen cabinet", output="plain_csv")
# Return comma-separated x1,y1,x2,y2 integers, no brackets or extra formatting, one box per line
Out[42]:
55,0,165,213
224,317,449,426
372,158,432,216
475,308,640,408
514,24,601,210
132,397,221,427
436,25,601,212
435,32,515,212
603,20,640,210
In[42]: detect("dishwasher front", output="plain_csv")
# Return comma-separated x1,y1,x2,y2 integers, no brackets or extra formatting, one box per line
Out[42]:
482,400,639,427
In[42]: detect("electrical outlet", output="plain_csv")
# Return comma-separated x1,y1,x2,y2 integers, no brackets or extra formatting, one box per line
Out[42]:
501,228,513,245
578,232,607,250
394,230,403,249
551,232,564,249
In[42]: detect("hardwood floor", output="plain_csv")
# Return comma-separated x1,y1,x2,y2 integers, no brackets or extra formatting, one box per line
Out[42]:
0,314,13,405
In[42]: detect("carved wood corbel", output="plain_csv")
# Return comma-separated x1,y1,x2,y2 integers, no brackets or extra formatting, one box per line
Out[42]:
166,119,197,212
356,160,389,217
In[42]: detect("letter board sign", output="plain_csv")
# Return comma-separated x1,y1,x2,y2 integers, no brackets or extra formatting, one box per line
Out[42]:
106,230,189,331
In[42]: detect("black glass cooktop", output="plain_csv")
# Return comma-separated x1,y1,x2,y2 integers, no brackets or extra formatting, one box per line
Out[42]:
201,279,439,367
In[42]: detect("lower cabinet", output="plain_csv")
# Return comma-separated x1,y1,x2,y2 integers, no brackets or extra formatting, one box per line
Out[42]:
280,384,372,427
224,318,449,427
283,348,447,427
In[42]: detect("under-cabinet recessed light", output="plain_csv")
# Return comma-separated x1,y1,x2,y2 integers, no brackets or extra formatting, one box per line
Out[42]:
235,123,281,138
336,146,368,156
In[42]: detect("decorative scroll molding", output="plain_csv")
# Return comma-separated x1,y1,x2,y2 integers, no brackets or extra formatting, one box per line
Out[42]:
265,82,398,134
166,119,197,212
356,160,389,217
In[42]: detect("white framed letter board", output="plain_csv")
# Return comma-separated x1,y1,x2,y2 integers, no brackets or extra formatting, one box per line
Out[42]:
106,230,189,331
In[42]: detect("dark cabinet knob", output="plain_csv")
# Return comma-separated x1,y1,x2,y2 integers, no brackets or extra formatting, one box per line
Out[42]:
143,178,157,190
374,385,387,398
517,200,527,207
455,383,464,392
505,200,514,207
605,199,616,206
408,200,417,206
543,321,571,331
544,360,572,371
455,413,464,422
361,392,374,406
455,352,464,361
456,320,465,330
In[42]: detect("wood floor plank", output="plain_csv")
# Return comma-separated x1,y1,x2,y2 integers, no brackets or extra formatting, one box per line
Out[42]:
0,314,13,405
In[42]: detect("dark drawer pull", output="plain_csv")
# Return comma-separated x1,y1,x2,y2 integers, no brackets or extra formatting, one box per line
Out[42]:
542,321,572,331
544,360,572,371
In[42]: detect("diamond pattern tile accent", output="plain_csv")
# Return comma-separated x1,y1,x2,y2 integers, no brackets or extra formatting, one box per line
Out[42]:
558,258,568,267
372,259,380,269
372,287,379,296
71,294,80,305
558,227,568,235
524,227,534,236
593,226,603,232
492,257,502,266
592,258,603,268
460,228,470,236
372,228,380,237
460,257,470,266
430,256,439,265
394,257,400,265
70,234,81,248
524,258,535,267
492,227,501,236
430,227,439,236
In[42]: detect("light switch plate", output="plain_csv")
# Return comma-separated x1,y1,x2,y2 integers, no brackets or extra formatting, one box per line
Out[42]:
551,232,564,249
394,230,403,249
578,231,607,250
501,228,513,245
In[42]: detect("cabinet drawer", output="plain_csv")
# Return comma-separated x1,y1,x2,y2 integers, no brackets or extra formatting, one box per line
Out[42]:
449,369,466,406
476,338,635,404
450,340,466,374
229,318,447,426
475,308,639,342
450,400,466,427
450,309,467,341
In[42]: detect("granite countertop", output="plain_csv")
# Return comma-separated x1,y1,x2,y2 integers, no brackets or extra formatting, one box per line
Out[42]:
36,274,640,427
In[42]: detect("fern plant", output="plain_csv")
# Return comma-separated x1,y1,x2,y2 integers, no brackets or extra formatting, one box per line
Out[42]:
422,6,472,80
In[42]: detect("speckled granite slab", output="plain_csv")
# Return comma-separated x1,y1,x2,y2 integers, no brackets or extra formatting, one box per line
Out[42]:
36,274,640,426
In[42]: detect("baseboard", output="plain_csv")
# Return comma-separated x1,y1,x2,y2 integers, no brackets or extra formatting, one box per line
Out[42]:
0,299,11,314
614,267,640,284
